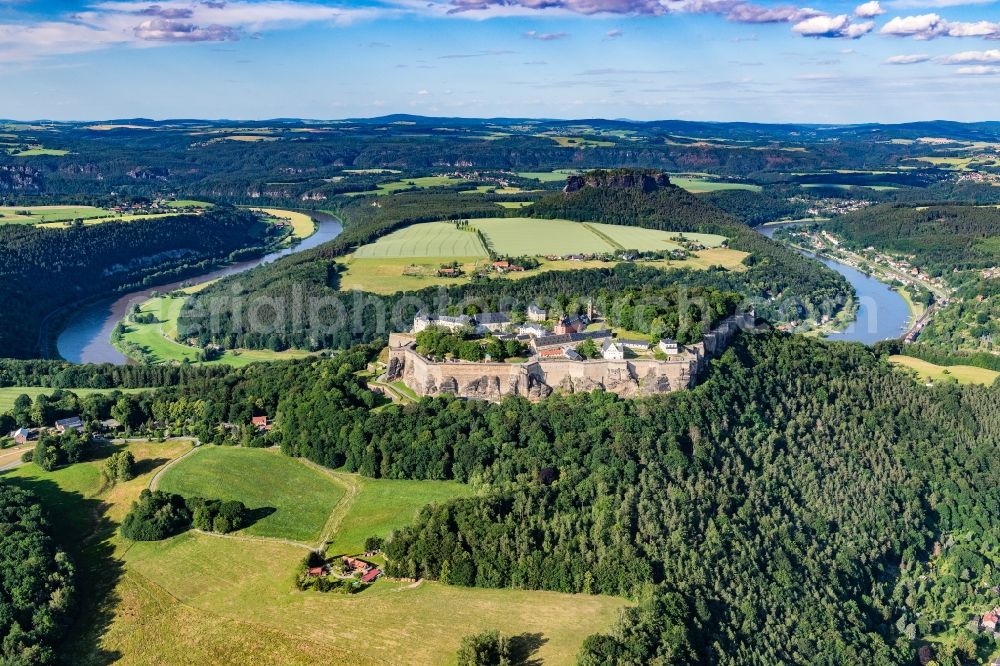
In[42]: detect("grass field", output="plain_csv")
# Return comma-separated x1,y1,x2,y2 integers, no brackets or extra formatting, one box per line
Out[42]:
516,169,581,182
118,295,313,366
352,222,488,258
36,212,182,229
496,201,533,208
353,218,727,260
252,208,316,239
165,199,214,208
670,176,762,193
157,447,345,543
117,533,625,665
347,175,466,196
2,439,626,664
0,205,113,224
544,135,615,148
889,355,1000,385
0,386,147,412
339,248,748,293
12,147,69,156
325,473,472,555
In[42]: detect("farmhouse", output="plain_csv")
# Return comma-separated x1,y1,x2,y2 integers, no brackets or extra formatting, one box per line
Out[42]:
9,428,31,445
251,416,272,431
527,304,547,322
361,568,382,584
54,416,84,434
982,608,1000,632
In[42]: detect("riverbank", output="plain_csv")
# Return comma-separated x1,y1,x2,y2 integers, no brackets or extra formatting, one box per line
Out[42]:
757,222,911,345
55,211,343,365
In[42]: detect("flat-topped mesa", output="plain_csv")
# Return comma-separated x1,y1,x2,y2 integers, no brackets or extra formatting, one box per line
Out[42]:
563,168,671,194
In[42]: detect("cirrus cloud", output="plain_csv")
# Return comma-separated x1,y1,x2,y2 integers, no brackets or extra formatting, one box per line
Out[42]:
884,53,930,63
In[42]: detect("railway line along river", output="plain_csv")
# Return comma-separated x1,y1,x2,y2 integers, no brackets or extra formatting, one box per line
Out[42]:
759,221,911,345
55,211,342,365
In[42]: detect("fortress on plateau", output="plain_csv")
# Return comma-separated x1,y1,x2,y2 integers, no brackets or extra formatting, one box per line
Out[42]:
385,312,755,402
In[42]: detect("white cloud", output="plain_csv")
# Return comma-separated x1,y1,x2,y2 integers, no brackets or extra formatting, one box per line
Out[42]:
885,53,930,63
854,1,885,17
880,13,1000,39
793,14,873,38
888,0,994,8
938,49,1000,64
0,1,385,61
956,65,1000,74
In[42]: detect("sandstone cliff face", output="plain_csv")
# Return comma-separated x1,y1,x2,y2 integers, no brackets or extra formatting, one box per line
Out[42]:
563,169,671,194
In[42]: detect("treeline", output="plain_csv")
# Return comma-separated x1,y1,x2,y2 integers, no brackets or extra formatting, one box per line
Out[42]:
120,490,250,541
0,207,268,358
0,483,76,665
0,358,232,389
824,203,1000,277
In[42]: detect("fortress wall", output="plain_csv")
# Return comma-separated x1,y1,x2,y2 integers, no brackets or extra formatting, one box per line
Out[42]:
387,311,755,402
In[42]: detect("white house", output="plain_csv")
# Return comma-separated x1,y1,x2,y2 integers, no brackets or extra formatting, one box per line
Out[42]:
518,323,549,338
619,338,650,352
659,338,679,355
413,311,473,333
601,340,625,360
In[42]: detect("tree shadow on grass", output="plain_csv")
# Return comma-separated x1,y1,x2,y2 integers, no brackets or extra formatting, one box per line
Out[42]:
509,632,548,666
132,457,170,477
2,475,124,665
244,505,277,528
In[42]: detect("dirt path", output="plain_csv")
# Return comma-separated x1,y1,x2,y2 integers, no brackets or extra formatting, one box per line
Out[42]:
146,439,201,490
298,459,362,552
0,445,31,471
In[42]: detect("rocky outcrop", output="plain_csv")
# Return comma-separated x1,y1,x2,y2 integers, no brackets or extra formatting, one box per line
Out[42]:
386,356,404,381
563,169,671,194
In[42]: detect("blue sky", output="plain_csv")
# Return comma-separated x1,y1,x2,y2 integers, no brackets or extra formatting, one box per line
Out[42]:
2,0,1000,122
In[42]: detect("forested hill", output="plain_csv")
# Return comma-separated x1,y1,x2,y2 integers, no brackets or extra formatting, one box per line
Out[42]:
823,203,1000,277
528,171,851,318
0,207,266,359
178,173,851,352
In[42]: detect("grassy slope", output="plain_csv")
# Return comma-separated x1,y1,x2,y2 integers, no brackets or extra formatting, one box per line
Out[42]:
889,355,1000,385
1,441,625,664
156,446,344,543
325,472,472,556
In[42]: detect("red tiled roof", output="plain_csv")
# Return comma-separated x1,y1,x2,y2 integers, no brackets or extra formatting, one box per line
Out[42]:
251,416,269,426
361,568,381,583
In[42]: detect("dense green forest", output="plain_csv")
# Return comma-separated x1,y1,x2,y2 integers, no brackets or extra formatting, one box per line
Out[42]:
0,484,76,665
824,204,1000,277
177,174,851,352
4,331,1000,663
0,207,269,359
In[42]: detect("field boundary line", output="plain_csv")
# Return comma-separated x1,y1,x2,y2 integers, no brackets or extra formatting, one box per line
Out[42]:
297,458,362,552
148,440,201,491
581,223,625,250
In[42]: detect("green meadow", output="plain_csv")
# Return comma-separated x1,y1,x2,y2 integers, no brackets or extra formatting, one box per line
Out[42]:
670,176,762,193
0,386,147,413
156,446,344,543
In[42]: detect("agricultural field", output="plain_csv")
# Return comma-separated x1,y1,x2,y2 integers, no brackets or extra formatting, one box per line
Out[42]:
117,295,313,366
339,218,735,292
889,355,1000,386
325,473,473,556
251,207,316,239
338,256,489,293
352,222,488,258
0,205,114,225
10,146,69,156
156,446,344,543
1,439,625,664
669,176,762,193
347,175,467,196
542,135,615,148
496,201,533,209
516,169,582,182
0,386,147,412
164,199,214,208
